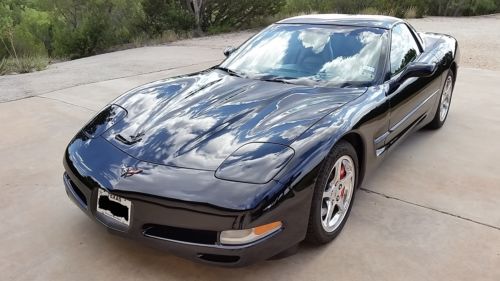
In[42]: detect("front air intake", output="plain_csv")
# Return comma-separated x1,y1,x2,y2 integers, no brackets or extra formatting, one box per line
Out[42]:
143,224,218,245
64,173,87,206
197,253,240,264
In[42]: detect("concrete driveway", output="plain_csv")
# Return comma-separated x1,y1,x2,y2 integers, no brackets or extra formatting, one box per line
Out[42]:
1,17,499,281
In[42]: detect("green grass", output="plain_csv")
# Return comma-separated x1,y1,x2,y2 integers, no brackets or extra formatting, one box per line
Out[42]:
404,6,419,18
130,30,193,48
0,55,49,75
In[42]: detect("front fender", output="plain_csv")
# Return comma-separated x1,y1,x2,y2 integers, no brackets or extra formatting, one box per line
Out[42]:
275,85,389,193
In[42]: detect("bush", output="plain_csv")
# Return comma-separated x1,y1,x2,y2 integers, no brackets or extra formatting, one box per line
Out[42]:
141,0,195,36
283,0,429,18
131,29,192,47
201,0,286,32
11,8,50,57
359,7,382,15
468,0,497,15
428,0,497,16
0,55,48,75
283,0,332,13
404,6,418,18
49,0,143,59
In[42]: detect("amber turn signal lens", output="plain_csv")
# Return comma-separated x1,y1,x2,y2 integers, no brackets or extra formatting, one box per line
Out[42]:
219,221,283,245
253,221,282,235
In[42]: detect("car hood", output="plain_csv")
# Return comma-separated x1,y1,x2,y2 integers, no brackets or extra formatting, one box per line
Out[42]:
102,70,366,170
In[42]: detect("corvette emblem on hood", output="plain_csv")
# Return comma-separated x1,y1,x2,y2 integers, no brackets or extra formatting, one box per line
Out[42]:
121,165,143,178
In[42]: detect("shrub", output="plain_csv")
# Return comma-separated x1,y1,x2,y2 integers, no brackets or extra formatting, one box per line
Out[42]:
0,57,6,75
360,7,382,15
469,0,497,15
283,0,331,13
428,0,497,16
14,8,51,56
50,0,143,59
0,55,48,75
404,6,418,18
16,54,49,72
201,0,286,32
141,0,195,36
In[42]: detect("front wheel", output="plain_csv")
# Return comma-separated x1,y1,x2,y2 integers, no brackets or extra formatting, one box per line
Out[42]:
306,140,358,244
427,70,454,129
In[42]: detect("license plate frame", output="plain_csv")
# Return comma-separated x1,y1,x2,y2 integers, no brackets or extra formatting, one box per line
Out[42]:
96,189,132,226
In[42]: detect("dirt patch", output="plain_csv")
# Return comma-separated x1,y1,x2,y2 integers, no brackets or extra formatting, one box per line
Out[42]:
409,14,500,71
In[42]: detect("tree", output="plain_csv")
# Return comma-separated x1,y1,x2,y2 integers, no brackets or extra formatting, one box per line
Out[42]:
185,0,204,34
49,0,143,58
201,0,285,32
141,0,195,36
0,0,25,62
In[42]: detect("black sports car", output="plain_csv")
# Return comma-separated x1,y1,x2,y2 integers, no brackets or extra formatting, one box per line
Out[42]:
63,14,459,266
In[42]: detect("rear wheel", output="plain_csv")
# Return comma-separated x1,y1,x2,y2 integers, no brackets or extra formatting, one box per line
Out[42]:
427,70,454,129
306,140,358,244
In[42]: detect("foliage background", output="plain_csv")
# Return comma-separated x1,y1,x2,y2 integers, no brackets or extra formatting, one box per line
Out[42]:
1,0,500,74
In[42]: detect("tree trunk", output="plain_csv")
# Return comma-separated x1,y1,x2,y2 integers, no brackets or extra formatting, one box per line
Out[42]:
186,0,204,35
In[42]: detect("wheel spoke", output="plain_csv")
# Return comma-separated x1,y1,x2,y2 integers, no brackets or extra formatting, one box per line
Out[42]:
321,205,327,217
337,200,345,214
333,159,343,183
323,189,331,200
326,201,335,222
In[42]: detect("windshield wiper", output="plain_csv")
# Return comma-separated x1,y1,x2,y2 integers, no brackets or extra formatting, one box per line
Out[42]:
257,75,297,84
214,66,245,78
332,81,371,88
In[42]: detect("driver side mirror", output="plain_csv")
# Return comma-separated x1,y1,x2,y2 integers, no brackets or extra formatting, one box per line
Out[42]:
223,46,237,57
399,62,437,81
389,62,437,93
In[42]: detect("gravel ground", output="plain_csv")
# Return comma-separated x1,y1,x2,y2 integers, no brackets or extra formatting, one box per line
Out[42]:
408,14,500,71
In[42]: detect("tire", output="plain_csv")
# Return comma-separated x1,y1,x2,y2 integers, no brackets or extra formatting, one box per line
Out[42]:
427,70,454,129
306,140,359,244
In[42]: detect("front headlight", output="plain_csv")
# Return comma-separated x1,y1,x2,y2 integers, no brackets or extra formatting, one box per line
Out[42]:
215,142,294,184
83,104,127,138
219,221,282,245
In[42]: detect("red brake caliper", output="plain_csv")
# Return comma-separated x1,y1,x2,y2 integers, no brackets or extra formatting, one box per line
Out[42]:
339,163,346,199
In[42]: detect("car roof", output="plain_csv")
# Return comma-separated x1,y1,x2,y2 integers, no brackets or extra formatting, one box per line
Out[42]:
277,14,404,29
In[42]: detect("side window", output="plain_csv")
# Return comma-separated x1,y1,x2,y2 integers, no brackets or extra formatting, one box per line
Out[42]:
390,24,420,76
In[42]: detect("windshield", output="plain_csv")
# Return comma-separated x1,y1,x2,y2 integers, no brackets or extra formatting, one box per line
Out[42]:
220,24,388,87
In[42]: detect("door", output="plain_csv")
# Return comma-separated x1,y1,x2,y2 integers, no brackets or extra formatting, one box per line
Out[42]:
385,23,438,147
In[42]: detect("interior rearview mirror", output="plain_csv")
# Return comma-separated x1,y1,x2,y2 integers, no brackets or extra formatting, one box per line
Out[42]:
223,46,236,57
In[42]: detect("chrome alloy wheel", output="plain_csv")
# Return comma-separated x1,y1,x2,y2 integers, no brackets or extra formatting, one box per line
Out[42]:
321,155,355,233
440,75,453,122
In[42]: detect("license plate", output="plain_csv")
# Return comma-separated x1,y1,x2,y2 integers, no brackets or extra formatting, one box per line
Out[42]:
96,189,132,226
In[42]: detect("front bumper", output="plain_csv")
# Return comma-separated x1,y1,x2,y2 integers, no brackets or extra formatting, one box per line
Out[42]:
63,168,309,266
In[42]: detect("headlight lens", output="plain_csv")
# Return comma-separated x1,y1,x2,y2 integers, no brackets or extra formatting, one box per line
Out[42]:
215,142,294,184
83,104,127,138
219,221,282,245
